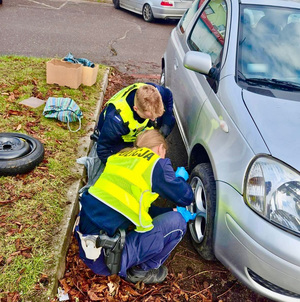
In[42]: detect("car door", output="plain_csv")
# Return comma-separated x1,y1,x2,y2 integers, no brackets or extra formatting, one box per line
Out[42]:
171,0,228,149
133,0,144,13
120,0,134,11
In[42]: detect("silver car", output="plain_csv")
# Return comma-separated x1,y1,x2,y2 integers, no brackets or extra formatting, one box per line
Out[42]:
161,0,300,301
112,0,193,22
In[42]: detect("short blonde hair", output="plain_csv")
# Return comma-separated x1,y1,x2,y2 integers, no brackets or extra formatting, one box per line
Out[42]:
135,129,168,151
135,85,164,116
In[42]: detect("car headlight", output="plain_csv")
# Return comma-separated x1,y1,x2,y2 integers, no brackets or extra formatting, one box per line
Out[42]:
245,156,300,235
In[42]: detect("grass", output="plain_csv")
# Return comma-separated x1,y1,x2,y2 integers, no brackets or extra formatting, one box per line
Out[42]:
0,55,108,301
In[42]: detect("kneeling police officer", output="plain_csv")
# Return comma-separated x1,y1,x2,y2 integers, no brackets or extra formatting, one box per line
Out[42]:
74,129,195,284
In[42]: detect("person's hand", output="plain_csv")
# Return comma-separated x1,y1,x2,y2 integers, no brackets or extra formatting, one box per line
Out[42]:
159,124,171,137
176,206,196,222
175,167,189,181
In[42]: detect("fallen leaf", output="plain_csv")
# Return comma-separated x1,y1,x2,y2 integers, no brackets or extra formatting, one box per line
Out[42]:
60,278,72,293
173,282,180,289
7,109,23,116
16,275,23,283
37,166,48,171
107,281,116,295
10,251,21,257
21,252,32,259
0,197,19,205
123,285,140,296
88,290,102,301
15,238,21,250
19,192,33,199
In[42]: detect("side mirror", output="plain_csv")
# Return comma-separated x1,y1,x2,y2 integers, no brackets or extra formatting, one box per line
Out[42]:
183,51,212,75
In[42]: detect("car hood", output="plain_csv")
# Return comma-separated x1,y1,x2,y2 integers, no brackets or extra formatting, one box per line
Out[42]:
242,89,300,171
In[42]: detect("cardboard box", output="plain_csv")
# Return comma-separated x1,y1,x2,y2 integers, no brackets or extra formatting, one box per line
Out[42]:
82,64,99,86
46,59,83,89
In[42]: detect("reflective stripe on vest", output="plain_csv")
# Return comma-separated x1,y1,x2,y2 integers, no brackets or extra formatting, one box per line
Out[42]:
105,83,152,142
88,147,160,232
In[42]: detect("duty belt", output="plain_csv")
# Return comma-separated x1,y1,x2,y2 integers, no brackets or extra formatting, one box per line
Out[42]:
76,217,126,275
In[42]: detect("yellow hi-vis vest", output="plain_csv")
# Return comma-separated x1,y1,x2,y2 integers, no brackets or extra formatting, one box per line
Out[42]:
105,83,153,142
88,147,160,233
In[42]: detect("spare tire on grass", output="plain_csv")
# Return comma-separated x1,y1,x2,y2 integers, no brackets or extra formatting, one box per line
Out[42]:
0,133,44,176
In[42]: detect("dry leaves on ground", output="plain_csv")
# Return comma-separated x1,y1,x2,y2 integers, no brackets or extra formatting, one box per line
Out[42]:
54,236,213,302
53,69,213,302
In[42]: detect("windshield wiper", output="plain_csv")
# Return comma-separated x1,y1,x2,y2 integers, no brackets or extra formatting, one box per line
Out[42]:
240,77,300,91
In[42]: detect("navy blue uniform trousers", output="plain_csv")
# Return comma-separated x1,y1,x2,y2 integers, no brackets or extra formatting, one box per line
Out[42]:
75,211,187,277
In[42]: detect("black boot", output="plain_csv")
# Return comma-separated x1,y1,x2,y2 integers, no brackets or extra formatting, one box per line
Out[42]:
126,265,168,284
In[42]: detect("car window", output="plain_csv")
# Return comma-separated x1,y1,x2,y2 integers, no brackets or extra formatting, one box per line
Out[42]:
238,5,300,91
188,0,227,65
179,0,201,33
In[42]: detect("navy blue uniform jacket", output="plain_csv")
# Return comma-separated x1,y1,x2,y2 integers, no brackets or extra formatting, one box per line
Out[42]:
96,83,175,164
79,157,194,237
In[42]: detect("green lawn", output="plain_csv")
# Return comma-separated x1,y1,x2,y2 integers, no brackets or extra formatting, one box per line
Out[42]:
0,55,107,301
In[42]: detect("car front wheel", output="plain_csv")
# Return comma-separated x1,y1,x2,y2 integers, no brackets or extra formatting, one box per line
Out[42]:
188,163,216,260
142,4,154,22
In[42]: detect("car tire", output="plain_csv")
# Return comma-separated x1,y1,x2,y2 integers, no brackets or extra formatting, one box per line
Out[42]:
113,0,120,9
187,163,216,260
142,4,154,22
0,133,44,176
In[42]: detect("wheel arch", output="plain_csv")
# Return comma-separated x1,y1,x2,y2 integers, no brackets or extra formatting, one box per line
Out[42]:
189,143,211,172
142,2,154,22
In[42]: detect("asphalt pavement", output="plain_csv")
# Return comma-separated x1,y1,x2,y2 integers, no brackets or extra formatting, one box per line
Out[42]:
0,0,177,75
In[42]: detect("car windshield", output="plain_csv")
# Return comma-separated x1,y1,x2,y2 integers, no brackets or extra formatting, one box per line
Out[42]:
237,4,300,91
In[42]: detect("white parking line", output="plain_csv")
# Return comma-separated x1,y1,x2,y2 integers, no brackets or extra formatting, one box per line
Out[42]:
26,0,69,9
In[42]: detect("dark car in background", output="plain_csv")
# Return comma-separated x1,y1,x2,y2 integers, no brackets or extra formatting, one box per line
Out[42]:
161,0,300,301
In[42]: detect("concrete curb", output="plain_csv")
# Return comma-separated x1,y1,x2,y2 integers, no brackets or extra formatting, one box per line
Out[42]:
46,67,110,300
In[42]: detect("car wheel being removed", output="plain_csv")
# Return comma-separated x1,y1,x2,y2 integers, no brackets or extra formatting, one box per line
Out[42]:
188,163,216,261
0,133,44,176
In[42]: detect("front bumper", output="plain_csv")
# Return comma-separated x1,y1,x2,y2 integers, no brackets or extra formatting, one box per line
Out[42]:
214,182,300,302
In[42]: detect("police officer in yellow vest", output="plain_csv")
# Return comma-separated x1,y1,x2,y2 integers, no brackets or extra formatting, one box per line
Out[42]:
94,83,175,164
75,129,195,284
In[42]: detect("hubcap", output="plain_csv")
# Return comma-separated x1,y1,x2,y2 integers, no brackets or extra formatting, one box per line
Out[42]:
143,5,151,20
0,137,31,160
188,176,207,243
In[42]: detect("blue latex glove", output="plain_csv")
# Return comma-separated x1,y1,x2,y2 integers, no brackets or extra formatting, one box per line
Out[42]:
175,167,189,181
176,206,197,222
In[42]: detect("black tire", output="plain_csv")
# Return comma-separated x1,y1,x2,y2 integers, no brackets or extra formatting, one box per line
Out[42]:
113,0,120,9
187,163,216,260
142,4,154,22
0,133,44,176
